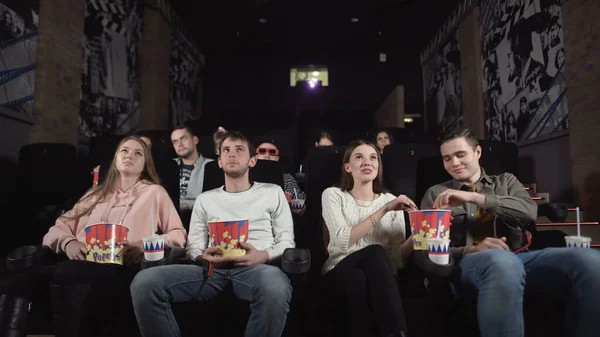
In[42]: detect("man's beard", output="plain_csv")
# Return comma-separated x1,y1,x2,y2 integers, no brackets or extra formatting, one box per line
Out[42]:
223,164,248,178
180,149,195,159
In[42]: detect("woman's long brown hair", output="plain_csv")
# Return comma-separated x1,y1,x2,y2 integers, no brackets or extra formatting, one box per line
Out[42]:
338,140,386,194
62,136,161,222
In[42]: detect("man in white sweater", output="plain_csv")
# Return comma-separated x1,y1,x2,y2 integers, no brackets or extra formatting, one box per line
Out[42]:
130,131,295,337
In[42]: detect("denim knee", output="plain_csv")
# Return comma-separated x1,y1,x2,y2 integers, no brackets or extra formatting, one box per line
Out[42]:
473,250,526,291
562,248,600,280
254,266,292,305
130,268,162,304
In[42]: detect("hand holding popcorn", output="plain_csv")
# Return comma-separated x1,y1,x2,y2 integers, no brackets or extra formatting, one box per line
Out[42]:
230,242,269,267
65,240,88,260
202,246,235,269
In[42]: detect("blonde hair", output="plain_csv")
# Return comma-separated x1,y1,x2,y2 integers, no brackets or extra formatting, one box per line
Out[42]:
62,136,160,221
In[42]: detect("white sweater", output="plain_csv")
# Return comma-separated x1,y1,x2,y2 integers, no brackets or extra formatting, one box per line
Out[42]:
186,182,295,260
321,187,407,274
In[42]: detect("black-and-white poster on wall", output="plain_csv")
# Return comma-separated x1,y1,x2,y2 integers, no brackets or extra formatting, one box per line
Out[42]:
0,0,39,116
422,30,463,136
169,31,204,128
480,0,567,143
80,0,142,138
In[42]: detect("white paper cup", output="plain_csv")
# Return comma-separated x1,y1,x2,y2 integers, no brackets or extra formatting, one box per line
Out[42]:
428,238,451,265
564,235,591,248
143,235,165,261
290,199,305,214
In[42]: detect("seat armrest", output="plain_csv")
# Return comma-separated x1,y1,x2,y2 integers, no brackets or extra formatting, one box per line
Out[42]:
538,203,568,223
6,245,61,271
281,248,311,274
141,247,187,270
412,250,455,278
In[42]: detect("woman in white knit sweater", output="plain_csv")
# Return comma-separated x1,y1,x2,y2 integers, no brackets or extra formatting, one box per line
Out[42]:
321,140,417,337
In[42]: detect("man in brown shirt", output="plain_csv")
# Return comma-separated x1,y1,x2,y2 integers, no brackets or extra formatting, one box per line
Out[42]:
421,128,600,337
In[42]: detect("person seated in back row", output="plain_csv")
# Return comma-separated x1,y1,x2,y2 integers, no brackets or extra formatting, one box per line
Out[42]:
171,125,213,222
256,139,306,214
131,131,295,337
421,128,600,337
374,129,393,154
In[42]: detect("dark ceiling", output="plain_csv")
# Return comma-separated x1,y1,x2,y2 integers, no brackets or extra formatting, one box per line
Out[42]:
171,0,462,55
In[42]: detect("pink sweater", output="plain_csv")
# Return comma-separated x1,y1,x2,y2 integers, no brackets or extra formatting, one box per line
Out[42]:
43,181,187,253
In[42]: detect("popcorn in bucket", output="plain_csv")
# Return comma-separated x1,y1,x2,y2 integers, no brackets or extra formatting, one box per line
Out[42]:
408,210,452,250
208,219,249,257
85,223,129,265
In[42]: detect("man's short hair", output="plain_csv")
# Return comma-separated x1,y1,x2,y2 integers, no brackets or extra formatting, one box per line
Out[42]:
218,131,255,156
172,125,196,137
440,128,479,149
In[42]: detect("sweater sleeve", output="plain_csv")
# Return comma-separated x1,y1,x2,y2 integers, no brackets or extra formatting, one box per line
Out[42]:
388,207,407,269
42,192,93,254
155,186,187,248
264,186,296,260
321,188,353,253
186,196,209,259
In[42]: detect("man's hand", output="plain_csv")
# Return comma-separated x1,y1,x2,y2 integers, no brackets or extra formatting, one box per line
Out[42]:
118,240,144,265
65,240,88,260
465,237,509,254
201,246,234,269
433,189,476,209
386,194,418,212
179,203,189,212
230,242,269,267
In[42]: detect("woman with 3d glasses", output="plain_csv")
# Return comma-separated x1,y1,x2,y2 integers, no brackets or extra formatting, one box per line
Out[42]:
256,141,306,213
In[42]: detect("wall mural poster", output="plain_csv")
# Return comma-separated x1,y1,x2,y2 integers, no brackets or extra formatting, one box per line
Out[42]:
80,0,142,138
169,31,205,128
422,30,463,136
0,0,39,116
480,0,567,143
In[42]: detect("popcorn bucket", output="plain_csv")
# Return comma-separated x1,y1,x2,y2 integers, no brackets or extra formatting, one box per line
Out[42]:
84,223,129,265
408,210,452,250
208,219,249,257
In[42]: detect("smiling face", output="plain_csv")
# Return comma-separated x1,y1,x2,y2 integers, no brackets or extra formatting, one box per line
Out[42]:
440,137,482,183
115,139,146,177
344,144,380,185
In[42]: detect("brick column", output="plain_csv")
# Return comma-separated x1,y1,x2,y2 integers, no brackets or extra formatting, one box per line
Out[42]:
459,7,485,139
29,0,85,146
562,0,600,217
139,5,171,131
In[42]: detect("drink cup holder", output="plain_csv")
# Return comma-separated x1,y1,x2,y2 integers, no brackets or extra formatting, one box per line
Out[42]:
141,247,186,270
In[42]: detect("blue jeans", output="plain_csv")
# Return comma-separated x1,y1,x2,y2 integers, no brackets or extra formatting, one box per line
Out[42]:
456,247,600,337
130,264,292,337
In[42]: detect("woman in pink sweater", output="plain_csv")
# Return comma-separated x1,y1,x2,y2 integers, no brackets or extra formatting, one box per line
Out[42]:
44,137,186,260
45,136,186,337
